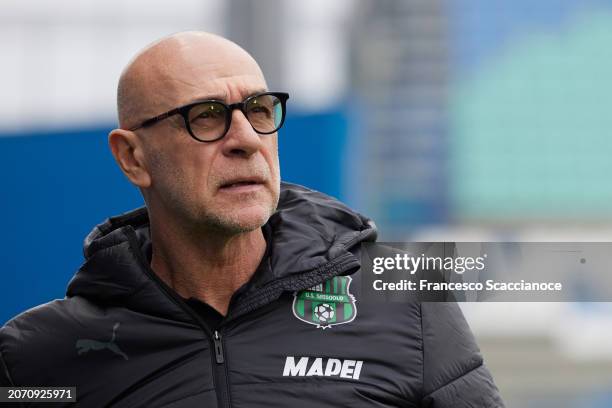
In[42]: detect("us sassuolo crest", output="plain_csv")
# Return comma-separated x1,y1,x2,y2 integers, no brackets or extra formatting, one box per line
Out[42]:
292,276,356,329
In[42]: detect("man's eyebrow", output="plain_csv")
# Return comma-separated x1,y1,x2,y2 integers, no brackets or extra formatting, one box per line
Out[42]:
192,89,269,102
245,88,268,98
188,91,229,103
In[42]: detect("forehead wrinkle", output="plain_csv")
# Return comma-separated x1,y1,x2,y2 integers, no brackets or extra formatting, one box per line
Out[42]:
165,73,267,107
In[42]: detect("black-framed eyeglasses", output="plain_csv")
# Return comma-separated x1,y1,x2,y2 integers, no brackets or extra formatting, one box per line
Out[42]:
128,92,289,142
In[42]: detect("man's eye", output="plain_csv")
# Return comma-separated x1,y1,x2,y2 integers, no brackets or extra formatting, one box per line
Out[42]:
249,106,271,115
191,112,211,123
194,109,222,120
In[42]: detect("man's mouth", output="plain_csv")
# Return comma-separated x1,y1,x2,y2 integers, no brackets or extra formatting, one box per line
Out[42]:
219,178,265,191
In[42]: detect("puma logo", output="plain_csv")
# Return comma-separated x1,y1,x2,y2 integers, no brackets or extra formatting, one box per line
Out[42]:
76,322,129,360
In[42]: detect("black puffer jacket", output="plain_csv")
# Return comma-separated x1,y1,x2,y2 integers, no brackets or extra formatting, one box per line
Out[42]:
0,183,504,407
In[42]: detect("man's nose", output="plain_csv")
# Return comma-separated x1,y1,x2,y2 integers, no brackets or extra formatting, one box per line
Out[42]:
221,109,264,157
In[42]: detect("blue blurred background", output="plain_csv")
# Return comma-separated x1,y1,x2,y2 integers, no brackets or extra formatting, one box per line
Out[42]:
2,0,612,406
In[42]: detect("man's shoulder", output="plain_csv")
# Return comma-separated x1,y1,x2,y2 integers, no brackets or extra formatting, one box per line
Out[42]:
2,297,79,344
0,297,99,377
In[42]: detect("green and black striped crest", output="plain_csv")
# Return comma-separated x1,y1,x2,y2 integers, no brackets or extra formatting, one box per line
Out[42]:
292,276,356,329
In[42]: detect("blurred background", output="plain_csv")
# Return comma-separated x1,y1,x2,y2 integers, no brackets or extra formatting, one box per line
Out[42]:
2,0,612,406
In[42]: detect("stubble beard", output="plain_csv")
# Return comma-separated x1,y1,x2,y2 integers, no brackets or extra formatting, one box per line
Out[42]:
194,196,277,236
167,177,280,238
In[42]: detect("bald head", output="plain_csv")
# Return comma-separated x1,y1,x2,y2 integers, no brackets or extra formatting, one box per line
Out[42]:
116,31,266,129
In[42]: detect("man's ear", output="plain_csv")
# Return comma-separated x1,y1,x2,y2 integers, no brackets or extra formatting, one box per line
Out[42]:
108,129,152,188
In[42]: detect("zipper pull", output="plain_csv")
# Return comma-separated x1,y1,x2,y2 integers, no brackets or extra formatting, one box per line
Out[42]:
213,330,224,364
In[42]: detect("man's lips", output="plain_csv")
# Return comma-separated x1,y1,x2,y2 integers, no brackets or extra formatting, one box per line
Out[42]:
218,177,266,190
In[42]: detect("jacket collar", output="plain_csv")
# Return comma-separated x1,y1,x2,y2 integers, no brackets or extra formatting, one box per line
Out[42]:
67,182,377,320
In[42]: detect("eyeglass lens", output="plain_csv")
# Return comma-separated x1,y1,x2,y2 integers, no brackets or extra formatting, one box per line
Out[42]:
187,94,283,141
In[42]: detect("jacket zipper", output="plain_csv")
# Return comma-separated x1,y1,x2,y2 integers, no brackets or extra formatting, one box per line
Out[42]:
212,329,231,408
213,330,224,364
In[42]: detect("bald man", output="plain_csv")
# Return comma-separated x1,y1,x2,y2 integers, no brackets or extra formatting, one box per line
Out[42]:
0,32,504,407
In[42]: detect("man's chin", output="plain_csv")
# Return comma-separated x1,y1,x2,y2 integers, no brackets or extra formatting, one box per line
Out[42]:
205,205,273,235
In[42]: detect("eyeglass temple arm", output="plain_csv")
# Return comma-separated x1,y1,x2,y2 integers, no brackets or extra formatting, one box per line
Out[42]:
128,108,181,131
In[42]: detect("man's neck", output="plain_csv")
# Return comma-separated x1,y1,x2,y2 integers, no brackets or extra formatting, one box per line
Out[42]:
149,219,267,316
